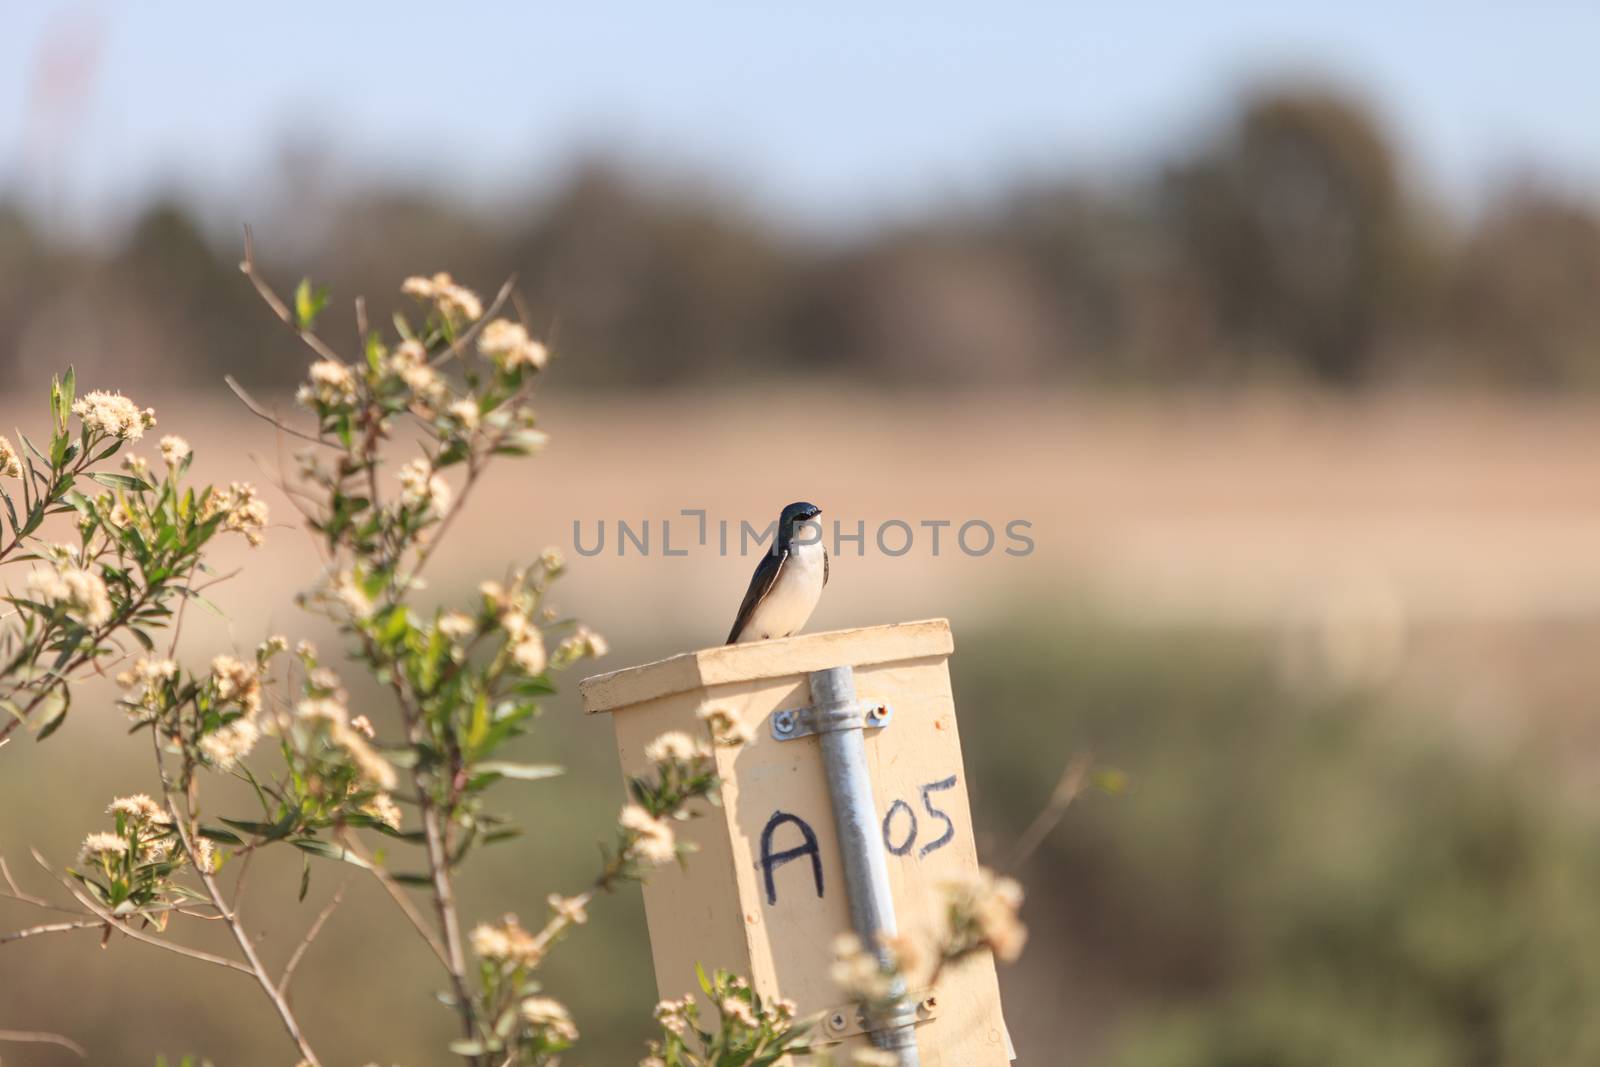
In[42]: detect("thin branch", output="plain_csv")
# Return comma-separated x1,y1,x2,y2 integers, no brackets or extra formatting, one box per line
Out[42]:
334,829,449,967
224,375,330,448
229,835,259,915
1004,753,1094,872
0,919,102,945
151,735,323,1067
166,807,324,1065
372,661,478,1059
1,853,53,907
0,1028,86,1058
408,403,525,581
421,792,479,1063
238,226,344,365
278,879,348,998
31,849,252,976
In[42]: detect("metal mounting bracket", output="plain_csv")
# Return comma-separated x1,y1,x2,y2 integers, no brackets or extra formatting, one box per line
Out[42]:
812,991,939,1044
770,698,893,741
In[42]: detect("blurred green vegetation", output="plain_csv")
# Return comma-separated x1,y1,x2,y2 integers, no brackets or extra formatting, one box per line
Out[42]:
955,614,1600,1067
5,84,1600,394
3,610,1597,1065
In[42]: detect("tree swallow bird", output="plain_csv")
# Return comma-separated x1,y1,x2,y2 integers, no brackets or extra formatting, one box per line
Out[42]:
726,501,829,644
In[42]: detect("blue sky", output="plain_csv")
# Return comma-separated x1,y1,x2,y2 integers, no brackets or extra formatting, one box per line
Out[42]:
5,2,1598,233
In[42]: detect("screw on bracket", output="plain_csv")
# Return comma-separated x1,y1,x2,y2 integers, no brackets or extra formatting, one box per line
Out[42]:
768,700,894,741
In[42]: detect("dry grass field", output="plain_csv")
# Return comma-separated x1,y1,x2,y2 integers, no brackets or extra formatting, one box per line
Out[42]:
8,385,1600,755
39,386,1590,626
82,386,1600,730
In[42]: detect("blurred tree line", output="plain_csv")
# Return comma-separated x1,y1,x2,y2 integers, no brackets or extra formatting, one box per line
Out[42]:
4,83,1599,391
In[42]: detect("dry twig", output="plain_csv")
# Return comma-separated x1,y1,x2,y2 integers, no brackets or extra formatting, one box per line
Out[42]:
278,879,349,998
0,1028,87,1058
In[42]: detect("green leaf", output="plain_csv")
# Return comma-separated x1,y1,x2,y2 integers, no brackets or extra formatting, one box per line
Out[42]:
59,367,75,432
32,688,69,740
184,590,227,618
696,961,713,997
342,812,427,841
474,761,564,782
221,804,301,842
1092,767,1130,796
294,277,330,329
19,432,49,467
290,838,374,870
390,871,433,886
88,472,151,491
198,826,245,845
299,854,312,902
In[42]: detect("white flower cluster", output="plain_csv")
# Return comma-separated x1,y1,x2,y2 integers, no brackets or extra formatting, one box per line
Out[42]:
81,791,195,874
477,318,549,371
296,360,359,409
437,610,475,643
944,868,1027,962
831,932,896,1002
396,458,452,514
201,482,270,546
402,272,483,322
469,913,544,968
554,623,608,664
72,391,156,441
644,731,710,763
447,398,479,430
159,434,191,467
292,688,399,793
653,996,693,1038
620,804,677,866
485,581,548,675
387,340,447,407
197,655,265,769
361,793,402,830
79,831,129,862
333,570,374,619
108,793,169,825
518,996,577,1044
116,657,178,721
198,716,260,769
0,434,20,478
26,565,112,626
697,705,755,747
210,654,263,712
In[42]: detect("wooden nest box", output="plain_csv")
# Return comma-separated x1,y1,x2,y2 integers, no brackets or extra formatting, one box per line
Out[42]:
581,619,1012,1064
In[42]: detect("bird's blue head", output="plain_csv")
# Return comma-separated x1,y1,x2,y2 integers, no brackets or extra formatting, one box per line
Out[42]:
778,501,823,546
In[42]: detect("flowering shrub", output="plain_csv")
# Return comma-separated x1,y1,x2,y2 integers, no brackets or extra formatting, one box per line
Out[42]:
642,967,809,1067
1,254,1029,1067
1,373,264,742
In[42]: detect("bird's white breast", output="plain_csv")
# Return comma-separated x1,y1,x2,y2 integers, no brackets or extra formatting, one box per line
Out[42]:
739,539,826,642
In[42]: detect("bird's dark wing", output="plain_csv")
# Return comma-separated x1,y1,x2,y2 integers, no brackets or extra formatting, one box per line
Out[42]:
824,545,829,587
726,548,788,644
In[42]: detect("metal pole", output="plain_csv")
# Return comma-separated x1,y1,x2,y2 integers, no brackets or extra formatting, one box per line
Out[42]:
809,665,922,1067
